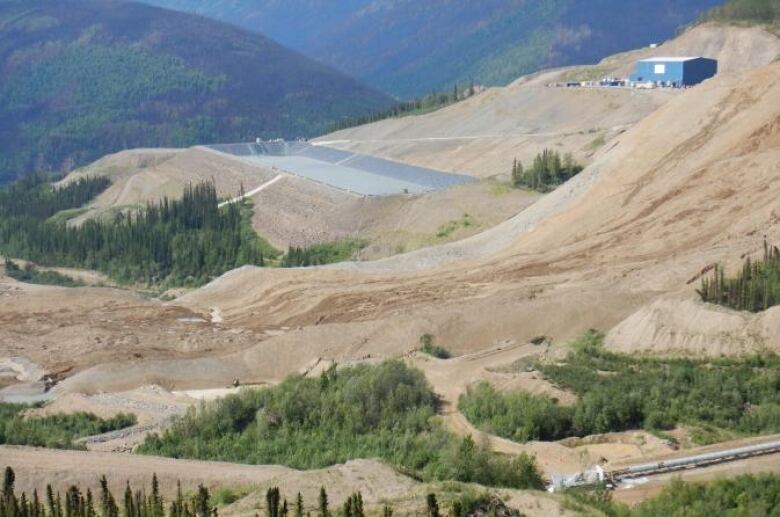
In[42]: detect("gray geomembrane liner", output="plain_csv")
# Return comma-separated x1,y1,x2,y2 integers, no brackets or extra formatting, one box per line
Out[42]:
208,142,473,196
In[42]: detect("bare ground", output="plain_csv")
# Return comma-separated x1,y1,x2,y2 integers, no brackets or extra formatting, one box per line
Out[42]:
0,447,576,517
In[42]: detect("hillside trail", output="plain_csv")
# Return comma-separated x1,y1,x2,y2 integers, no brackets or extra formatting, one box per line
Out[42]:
409,343,597,473
218,174,286,207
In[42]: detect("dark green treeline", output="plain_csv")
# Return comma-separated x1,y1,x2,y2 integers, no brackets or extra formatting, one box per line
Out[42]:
698,240,780,312
0,179,269,286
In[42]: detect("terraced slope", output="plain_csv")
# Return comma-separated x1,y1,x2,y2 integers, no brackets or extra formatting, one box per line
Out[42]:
317,24,780,180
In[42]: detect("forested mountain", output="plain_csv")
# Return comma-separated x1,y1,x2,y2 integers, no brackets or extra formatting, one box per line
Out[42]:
0,0,392,185
699,0,780,30
144,0,724,97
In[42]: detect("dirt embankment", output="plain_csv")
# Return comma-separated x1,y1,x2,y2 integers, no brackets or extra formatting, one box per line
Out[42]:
8,62,779,401
316,24,778,182
174,63,780,370
0,447,575,517
606,298,780,356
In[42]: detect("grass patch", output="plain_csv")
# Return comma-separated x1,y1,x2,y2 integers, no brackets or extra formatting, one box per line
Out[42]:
138,361,543,489
46,207,89,224
4,258,84,287
585,133,607,153
558,65,614,83
435,214,474,239
211,486,251,507
485,178,515,196
239,201,281,262
280,238,366,267
460,330,780,444
0,403,136,449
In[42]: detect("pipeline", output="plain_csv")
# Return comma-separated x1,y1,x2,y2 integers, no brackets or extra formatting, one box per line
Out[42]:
548,439,780,492
610,439,780,480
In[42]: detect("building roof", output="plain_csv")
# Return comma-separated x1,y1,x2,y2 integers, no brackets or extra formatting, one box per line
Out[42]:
638,57,704,63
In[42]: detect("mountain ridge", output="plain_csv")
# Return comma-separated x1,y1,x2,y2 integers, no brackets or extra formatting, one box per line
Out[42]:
143,0,725,96
0,0,393,184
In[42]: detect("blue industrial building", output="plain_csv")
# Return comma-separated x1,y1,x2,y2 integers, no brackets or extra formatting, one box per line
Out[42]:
630,57,718,86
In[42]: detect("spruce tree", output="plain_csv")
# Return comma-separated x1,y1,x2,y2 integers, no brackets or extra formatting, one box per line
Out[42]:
4,466,15,500
317,488,328,517
294,493,303,517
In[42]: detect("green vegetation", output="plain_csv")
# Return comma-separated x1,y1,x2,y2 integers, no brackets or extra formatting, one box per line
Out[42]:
139,361,544,489
146,0,719,98
419,334,452,359
5,464,780,517
212,486,251,507
0,466,526,517
564,473,780,516
47,207,89,225
280,239,365,268
330,85,476,132
631,474,780,516
461,331,780,444
0,404,135,449
3,258,84,288
699,0,780,32
586,133,607,153
0,468,216,517
0,178,275,287
511,150,583,192
698,241,780,312
0,174,111,220
435,214,474,239
0,1,392,184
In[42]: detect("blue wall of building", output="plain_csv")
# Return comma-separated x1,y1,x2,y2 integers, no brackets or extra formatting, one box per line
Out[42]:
682,58,718,85
630,58,717,86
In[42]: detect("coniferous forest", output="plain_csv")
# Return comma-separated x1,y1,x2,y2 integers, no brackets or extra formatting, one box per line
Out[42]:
698,241,780,312
5,464,780,517
329,85,477,133
0,177,271,287
511,150,583,192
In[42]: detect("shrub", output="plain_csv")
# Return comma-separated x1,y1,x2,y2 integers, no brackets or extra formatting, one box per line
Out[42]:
460,330,780,443
4,259,84,287
0,404,136,449
420,334,451,359
139,361,542,489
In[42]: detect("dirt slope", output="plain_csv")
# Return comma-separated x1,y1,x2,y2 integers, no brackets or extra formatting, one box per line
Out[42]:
317,74,676,179
0,447,575,517
315,24,778,180
16,61,779,400
62,145,537,251
606,298,780,356
609,23,780,78
176,63,780,359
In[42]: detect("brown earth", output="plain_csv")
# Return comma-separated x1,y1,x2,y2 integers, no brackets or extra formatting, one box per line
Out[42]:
1,26,779,505
0,269,262,384
606,297,780,356
0,447,576,517
61,144,539,252
315,26,778,181
27,61,780,398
